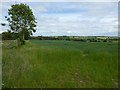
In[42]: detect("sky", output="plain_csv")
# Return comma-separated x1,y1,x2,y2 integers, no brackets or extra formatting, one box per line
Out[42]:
0,1,118,36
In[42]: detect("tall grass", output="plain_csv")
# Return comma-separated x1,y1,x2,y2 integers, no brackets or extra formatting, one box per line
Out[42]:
2,40,118,88
0,40,2,89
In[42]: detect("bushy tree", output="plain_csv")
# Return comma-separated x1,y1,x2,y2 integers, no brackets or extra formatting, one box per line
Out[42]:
7,3,37,45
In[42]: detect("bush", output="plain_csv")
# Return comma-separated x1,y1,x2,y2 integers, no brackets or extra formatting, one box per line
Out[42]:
103,39,107,42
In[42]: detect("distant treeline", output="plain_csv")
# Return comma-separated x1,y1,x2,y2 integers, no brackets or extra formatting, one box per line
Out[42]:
30,36,118,42
1,31,118,42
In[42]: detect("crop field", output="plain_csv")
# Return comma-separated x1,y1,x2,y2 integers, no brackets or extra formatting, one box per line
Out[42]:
2,40,118,88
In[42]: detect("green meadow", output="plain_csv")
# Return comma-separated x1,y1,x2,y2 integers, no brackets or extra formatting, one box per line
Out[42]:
2,40,118,88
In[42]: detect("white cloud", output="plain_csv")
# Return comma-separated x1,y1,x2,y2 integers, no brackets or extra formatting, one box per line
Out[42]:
34,11,118,36
1,2,118,36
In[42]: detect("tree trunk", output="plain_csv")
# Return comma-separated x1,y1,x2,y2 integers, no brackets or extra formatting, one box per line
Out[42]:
23,34,24,41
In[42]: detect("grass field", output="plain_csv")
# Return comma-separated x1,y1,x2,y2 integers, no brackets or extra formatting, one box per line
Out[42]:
2,40,118,88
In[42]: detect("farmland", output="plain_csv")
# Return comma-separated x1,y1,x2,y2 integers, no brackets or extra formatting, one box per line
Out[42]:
2,39,118,88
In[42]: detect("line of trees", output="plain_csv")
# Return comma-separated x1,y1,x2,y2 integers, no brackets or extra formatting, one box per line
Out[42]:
30,36,118,42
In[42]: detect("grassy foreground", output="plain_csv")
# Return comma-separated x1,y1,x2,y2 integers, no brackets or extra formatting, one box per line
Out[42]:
2,40,118,88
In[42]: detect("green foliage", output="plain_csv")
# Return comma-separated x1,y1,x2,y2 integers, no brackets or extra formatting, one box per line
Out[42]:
2,30,20,40
2,31,13,40
7,3,37,44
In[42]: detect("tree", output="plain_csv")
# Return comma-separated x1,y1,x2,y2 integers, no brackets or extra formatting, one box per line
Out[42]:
7,3,37,45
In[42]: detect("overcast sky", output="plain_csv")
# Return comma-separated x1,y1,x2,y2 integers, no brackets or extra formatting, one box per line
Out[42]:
0,2,118,36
